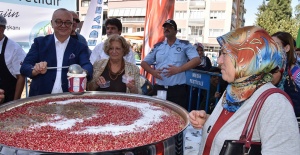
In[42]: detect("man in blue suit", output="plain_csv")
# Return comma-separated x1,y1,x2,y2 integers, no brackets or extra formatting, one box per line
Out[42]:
20,8,93,97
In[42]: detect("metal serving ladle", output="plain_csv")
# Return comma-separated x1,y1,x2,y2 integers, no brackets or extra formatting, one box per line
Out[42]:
68,64,84,74
31,66,69,70
31,64,83,74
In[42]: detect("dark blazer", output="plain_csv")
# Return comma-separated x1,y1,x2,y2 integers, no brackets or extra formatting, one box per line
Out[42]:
20,34,93,97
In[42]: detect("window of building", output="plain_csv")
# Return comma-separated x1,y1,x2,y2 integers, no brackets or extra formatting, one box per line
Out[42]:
137,27,144,32
210,11,225,19
119,9,125,16
175,11,187,19
189,26,203,35
81,14,86,21
81,0,91,7
190,10,204,19
124,9,131,16
122,27,129,33
209,29,224,37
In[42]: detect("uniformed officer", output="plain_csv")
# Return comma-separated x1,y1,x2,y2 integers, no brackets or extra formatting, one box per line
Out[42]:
141,19,201,110
0,15,26,103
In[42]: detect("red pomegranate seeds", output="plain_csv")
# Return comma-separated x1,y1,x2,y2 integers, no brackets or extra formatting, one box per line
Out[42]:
0,96,185,153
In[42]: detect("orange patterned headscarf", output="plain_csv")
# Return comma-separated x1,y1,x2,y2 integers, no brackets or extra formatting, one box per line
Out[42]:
217,26,285,112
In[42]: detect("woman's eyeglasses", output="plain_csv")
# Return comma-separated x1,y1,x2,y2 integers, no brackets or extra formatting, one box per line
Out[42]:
54,19,73,27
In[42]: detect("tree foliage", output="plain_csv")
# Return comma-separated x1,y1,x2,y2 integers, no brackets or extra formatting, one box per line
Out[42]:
255,0,299,38
295,3,300,21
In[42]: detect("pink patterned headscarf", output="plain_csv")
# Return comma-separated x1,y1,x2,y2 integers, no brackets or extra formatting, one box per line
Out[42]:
217,26,285,112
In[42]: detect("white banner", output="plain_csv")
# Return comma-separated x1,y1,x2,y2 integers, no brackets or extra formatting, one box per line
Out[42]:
80,0,104,50
0,0,76,52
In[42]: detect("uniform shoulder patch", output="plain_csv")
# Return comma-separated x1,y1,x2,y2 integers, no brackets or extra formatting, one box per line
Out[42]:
179,39,190,45
153,41,164,48
149,41,163,54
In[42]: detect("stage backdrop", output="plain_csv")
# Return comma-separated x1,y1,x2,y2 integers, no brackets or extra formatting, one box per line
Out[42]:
0,0,76,52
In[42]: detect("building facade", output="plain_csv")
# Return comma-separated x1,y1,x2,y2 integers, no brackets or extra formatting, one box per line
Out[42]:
78,0,245,54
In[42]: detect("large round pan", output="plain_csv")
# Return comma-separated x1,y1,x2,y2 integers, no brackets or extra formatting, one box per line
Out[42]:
0,91,189,155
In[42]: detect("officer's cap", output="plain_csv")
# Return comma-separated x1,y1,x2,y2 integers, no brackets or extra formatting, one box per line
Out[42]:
163,19,177,31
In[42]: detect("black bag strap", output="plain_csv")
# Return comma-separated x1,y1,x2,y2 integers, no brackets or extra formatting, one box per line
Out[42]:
239,88,293,149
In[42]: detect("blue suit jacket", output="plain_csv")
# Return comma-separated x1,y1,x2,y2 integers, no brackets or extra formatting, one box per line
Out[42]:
20,35,93,97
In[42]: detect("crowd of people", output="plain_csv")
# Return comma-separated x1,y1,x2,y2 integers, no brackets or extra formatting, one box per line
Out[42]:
0,7,300,155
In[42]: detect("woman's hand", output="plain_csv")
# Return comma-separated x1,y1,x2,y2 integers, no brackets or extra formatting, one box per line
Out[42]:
214,92,221,98
189,110,208,129
96,76,107,86
126,79,138,94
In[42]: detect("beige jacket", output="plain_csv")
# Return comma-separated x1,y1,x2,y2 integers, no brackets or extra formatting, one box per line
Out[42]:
88,59,142,94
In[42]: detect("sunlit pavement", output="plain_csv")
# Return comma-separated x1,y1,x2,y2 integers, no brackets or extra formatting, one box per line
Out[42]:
184,124,202,155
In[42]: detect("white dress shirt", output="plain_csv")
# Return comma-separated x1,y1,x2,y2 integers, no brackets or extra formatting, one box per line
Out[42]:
90,42,136,65
0,37,26,78
51,35,70,94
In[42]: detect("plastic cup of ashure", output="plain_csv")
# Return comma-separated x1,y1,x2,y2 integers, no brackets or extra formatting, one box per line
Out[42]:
99,81,110,88
67,72,87,95
122,75,134,84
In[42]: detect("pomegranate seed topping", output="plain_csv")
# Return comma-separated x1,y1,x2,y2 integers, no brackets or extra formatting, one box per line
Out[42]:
0,96,185,152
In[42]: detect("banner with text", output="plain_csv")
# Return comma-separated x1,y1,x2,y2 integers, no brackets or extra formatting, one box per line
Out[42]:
0,0,76,52
80,0,104,50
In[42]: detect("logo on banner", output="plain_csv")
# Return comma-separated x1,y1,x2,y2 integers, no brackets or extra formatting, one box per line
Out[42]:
88,6,102,46
80,0,104,49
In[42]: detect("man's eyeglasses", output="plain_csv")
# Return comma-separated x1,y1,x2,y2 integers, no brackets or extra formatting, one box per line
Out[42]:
73,18,80,23
54,19,73,27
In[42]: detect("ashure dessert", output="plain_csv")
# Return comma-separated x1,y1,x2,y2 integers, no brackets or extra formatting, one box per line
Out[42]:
0,96,185,153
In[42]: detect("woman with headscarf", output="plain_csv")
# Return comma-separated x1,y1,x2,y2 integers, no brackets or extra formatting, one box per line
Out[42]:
194,42,212,71
189,26,300,155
